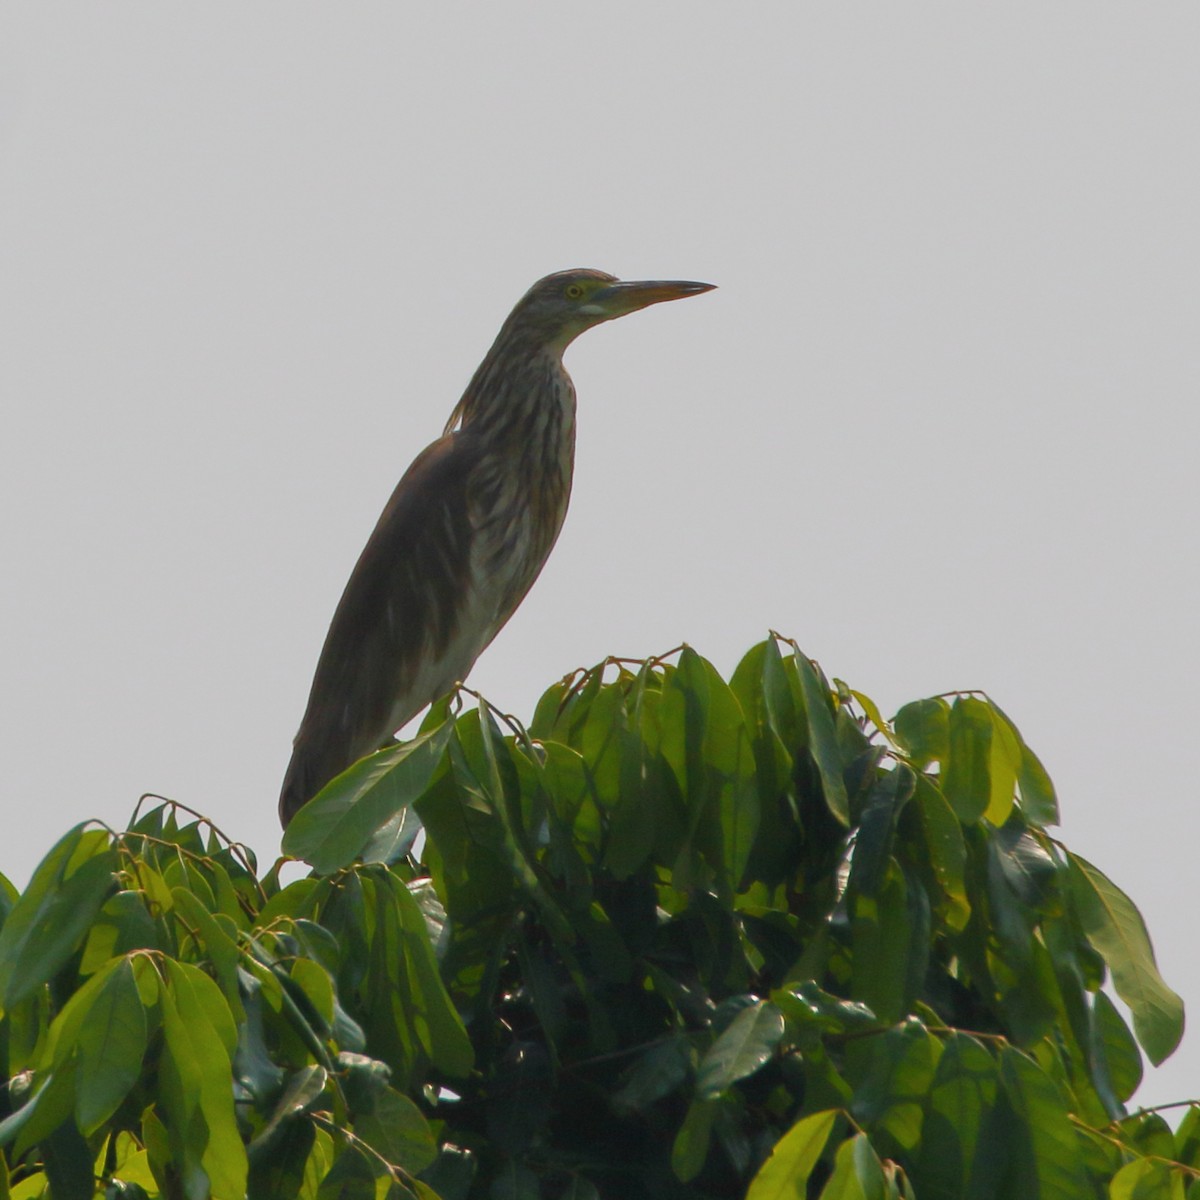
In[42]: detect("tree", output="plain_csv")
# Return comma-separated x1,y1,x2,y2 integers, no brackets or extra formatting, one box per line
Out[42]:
0,636,1192,1198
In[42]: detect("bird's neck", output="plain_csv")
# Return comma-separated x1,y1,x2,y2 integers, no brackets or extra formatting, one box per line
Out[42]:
449,334,578,458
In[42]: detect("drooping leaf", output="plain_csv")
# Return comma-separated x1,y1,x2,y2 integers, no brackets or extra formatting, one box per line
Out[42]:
1068,853,1184,1065
988,700,1060,826
819,1132,888,1200
908,776,969,931
745,1109,838,1200
940,698,994,824
1089,988,1142,1108
791,651,850,826
892,698,950,768
999,1047,1091,1199
71,957,149,1134
159,959,248,1200
913,1033,998,1199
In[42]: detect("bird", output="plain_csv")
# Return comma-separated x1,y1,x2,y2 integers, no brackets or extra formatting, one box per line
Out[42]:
278,268,715,827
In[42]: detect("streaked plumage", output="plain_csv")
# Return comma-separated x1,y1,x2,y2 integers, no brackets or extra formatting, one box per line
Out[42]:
279,269,714,827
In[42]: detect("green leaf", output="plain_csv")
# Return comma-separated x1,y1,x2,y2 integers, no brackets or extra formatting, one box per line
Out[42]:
892,698,949,767
0,1070,76,1156
159,958,247,1200
1174,1105,1200,1170
745,1109,838,1200
850,863,928,1023
731,638,798,801
1068,854,1184,1064
613,1035,695,1114
940,698,996,824
71,957,149,1133
283,719,455,872
290,956,335,1029
657,648,760,889
849,767,914,897
41,1119,92,1200
845,687,904,751
171,886,244,1022
697,1000,785,1097
0,826,115,1010
987,700,1060,825
847,1019,940,1153
792,651,850,826
672,1097,718,1183
914,1033,998,1198
999,1047,1090,1199
772,982,877,1036
819,1133,887,1200
249,1063,328,1149
366,872,473,1082
1109,1158,1184,1200
353,1086,437,1175
79,889,163,973
910,776,969,931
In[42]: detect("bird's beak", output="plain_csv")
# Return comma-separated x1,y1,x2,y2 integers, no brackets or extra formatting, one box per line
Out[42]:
584,278,716,319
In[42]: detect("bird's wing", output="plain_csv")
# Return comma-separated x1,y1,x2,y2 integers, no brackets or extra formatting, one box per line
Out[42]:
280,431,477,822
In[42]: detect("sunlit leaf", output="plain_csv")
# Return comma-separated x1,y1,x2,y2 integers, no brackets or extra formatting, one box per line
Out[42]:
745,1109,838,1200
819,1132,887,1200
159,959,247,1200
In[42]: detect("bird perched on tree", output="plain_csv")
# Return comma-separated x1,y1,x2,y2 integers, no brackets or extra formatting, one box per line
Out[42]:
278,268,715,827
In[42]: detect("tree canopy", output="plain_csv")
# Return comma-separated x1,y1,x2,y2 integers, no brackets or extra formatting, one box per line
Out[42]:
0,637,1191,1198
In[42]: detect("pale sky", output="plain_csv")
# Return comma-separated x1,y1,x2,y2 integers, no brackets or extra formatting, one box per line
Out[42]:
1,6,1197,1110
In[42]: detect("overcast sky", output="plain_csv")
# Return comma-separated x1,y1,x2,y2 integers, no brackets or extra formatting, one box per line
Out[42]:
1,6,1196,1110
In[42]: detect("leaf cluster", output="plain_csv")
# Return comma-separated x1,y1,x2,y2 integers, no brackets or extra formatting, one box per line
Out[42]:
0,637,1192,1199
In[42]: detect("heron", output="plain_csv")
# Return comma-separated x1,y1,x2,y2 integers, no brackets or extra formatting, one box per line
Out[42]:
278,268,715,827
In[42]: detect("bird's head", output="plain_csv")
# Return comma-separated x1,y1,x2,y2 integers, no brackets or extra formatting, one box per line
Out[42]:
507,269,715,352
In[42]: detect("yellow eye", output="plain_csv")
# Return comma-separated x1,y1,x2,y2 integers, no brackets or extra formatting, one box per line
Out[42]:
565,283,584,300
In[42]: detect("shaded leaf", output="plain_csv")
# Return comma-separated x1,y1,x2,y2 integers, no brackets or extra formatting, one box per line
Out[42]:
697,1000,785,1098
72,958,149,1133
1068,853,1184,1064
353,1087,437,1175
283,720,455,873
892,698,949,767
792,651,850,826
671,1098,718,1183
0,827,115,1009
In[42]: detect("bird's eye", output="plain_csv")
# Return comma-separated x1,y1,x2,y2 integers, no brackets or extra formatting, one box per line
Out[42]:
565,283,584,300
